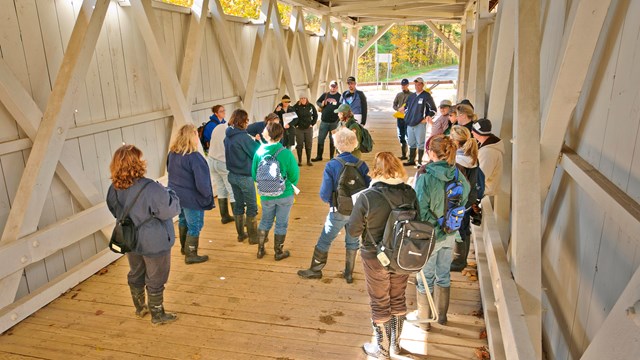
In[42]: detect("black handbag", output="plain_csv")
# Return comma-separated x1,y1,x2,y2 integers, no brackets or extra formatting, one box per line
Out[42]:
109,182,152,254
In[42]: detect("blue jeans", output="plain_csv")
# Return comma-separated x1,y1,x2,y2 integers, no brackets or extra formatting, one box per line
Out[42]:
407,122,427,149
318,121,338,150
416,235,455,294
208,158,234,202
396,119,407,145
178,208,205,237
228,172,258,217
259,196,294,235
315,211,360,252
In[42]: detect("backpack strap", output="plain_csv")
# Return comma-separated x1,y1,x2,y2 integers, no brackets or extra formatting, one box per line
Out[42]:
273,147,285,158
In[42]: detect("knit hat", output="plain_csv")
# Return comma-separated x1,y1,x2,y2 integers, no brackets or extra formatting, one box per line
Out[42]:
472,118,492,135
298,90,309,99
334,103,351,113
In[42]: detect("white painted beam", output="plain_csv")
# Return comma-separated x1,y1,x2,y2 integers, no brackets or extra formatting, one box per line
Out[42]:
309,15,331,103
357,23,394,58
293,7,314,86
330,0,463,13
179,0,211,106
425,21,460,57
269,0,297,100
210,0,247,100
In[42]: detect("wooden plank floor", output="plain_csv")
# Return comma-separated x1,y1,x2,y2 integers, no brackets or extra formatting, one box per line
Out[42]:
0,89,488,360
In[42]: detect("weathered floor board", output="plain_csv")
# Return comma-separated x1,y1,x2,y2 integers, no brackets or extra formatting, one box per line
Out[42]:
0,89,488,359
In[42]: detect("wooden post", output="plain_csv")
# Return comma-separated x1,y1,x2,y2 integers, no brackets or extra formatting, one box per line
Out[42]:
512,0,541,357
269,0,297,100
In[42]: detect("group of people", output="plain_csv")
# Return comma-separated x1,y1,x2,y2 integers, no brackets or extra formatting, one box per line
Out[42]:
105,75,504,360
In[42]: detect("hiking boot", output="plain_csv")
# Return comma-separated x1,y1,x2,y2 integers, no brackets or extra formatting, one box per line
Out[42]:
234,215,248,242
185,235,209,264
218,198,234,224
274,234,290,261
178,225,187,255
148,291,177,325
343,249,357,284
297,247,328,279
362,319,391,359
129,285,149,318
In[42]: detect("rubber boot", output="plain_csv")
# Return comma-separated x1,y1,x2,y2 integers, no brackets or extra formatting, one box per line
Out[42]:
297,246,329,279
312,144,324,162
411,291,431,331
246,216,259,245
343,249,357,284
218,198,234,224
329,140,335,159
178,225,187,255
274,234,290,261
148,291,177,325
129,285,149,318
400,144,408,160
362,319,392,360
306,148,313,166
435,285,450,325
403,148,416,166
234,215,248,242
296,148,303,166
417,149,425,166
256,229,268,259
450,237,469,272
185,235,209,264
390,314,405,355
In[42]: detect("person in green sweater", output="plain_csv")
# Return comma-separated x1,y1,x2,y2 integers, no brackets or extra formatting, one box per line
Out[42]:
335,104,363,159
252,122,300,260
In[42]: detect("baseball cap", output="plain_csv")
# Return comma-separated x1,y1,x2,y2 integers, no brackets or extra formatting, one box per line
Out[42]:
347,76,356,83
329,80,338,86
400,78,409,85
472,118,492,135
334,103,351,113
439,99,452,108
414,77,425,84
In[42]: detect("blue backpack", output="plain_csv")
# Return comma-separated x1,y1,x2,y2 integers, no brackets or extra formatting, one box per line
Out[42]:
256,148,286,197
436,168,466,233
475,166,486,201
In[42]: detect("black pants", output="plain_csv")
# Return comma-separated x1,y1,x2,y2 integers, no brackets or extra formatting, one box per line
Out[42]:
127,251,171,293
295,127,313,151
396,119,407,145
361,252,410,322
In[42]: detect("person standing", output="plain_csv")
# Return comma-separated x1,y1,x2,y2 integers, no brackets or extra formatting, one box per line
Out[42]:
335,104,364,159
207,106,235,225
252,122,300,260
403,77,437,167
167,124,214,265
225,109,261,244
312,80,342,162
247,112,281,144
291,91,318,166
348,152,417,358
392,79,412,160
472,118,504,197
341,76,368,126
455,103,477,134
201,105,226,153
274,95,296,148
297,128,370,282
107,145,181,325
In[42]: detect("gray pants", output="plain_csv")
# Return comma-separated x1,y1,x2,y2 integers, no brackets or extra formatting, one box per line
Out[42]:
295,127,313,151
127,251,171,294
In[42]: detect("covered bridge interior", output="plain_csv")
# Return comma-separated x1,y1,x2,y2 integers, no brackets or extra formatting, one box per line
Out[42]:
0,0,639,359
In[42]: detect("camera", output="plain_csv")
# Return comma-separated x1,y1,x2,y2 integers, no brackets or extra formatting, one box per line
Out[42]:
470,199,483,226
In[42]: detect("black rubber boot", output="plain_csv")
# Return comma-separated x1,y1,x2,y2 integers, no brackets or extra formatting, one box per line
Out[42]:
435,285,450,325
246,216,259,245
218,198,234,224
185,235,209,264
129,285,149,318
234,215,248,242
274,234,290,261
178,225,187,255
296,148,303,166
305,148,313,166
362,319,392,360
403,148,416,166
148,291,177,325
450,237,470,272
312,144,324,162
390,314,406,355
297,246,329,279
417,149,425,166
343,249,357,284
257,229,268,259
400,144,408,160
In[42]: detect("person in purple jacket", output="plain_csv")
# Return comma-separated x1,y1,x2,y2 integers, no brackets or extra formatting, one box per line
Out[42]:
167,124,214,265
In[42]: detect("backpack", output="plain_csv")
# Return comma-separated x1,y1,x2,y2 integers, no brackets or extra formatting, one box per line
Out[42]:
475,166,486,200
373,188,436,274
197,120,212,151
434,168,466,233
109,181,153,254
333,158,368,215
459,165,485,208
256,148,286,197
354,122,374,153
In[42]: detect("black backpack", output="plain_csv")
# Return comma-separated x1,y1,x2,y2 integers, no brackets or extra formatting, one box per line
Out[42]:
109,181,153,254
197,120,212,151
333,158,368,215
373,188,436,274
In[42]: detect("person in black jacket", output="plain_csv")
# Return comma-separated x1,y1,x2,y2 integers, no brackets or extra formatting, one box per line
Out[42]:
341,76,368,126
312,80,342,161
274,95,296,148
291,91,318,166
348,152,416,358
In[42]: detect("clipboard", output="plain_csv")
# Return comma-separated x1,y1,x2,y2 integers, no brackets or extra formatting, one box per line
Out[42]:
282,112,296,125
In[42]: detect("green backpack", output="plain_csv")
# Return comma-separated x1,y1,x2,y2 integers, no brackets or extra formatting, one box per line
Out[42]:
354,122,374,153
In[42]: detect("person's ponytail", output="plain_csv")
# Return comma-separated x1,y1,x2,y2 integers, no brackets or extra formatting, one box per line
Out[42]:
429,135,458,165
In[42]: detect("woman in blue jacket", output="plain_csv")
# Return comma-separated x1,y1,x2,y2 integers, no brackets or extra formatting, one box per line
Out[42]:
168,124,214,265
224,109,261,244
107,145,181,325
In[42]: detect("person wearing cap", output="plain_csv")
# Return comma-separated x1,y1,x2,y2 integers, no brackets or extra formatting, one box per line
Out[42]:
291,91,318,166
335,104,364,159
455,103,478,134
313,80,342,162
472,119,504,197
402,77,437,166
341,76,368,126
274,95,296,148
392,79,412,160
425,100,454,152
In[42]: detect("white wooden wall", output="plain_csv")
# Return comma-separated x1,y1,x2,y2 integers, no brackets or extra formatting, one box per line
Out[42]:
541,0,640,358
0,0,349,314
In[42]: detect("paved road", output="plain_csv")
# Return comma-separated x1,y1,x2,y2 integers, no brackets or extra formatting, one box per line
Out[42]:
416,65,458,82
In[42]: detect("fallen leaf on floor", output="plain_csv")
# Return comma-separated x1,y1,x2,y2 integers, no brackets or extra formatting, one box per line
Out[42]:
95,310,104,316
475,346,490,359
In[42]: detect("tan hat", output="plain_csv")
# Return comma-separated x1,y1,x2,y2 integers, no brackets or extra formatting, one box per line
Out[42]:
439,99,452,108
414,77,425,84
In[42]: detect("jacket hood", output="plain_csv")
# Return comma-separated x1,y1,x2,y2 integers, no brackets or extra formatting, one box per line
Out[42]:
481,135,505,154
226,126,249,138
456,149,477,168
255,142,283,157
426,160,457,181
209,114,225,125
